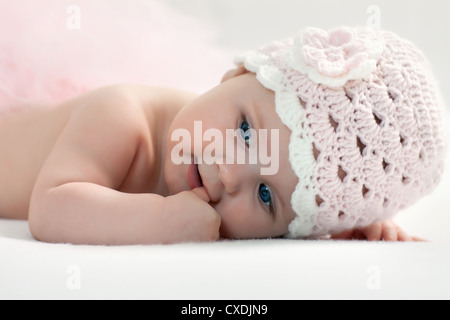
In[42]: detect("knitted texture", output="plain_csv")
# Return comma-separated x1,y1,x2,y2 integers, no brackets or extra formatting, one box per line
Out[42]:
235,27,447,238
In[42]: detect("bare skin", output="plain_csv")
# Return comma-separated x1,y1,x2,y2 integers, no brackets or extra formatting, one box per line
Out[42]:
330,219,425,242
0,70,420,244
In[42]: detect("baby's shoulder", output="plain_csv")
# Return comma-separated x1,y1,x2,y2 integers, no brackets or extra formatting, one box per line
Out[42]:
116,83,199,116
76,83,198,144
109,83,199,133
66,84,150,138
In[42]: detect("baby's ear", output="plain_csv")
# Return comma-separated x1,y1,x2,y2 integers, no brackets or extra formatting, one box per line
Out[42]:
221,65,249,83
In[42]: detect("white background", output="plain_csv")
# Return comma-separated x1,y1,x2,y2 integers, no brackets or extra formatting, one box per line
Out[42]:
164,0,450,103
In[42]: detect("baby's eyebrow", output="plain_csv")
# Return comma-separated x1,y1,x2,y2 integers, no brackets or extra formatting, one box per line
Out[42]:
249,100,263,130
267,169,292,224
272,185,282,221
253,104,267,129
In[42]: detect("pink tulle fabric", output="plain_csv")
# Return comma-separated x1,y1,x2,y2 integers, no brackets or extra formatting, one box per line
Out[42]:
0,0,233,112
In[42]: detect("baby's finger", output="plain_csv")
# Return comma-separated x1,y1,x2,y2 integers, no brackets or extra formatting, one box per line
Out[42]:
411,236,428,242
190,187,211,203
330,230,355,240
363,223,382,241
381,221,398,241
396,227,412,242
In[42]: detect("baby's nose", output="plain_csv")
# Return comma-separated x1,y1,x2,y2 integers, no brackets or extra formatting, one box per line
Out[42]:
202,162,240,203
202,155,258,203
217,161,256,196
218,164,238,195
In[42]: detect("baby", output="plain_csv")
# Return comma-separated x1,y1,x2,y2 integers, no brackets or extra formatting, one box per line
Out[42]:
0,26,446,245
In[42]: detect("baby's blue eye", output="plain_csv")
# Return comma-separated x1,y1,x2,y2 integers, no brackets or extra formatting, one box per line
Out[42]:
259,184,273,209
240,118,251,146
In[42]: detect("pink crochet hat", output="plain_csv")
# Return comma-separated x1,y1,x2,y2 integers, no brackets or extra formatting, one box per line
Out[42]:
235,26,447,238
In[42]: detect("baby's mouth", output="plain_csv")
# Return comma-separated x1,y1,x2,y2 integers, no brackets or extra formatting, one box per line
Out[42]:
197,164,204,186
198,168,204,186
188,163,203,189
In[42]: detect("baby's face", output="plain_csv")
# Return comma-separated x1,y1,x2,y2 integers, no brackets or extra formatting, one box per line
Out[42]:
164,72,298,239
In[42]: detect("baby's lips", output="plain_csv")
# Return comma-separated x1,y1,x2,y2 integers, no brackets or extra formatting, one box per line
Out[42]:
190,187,211,203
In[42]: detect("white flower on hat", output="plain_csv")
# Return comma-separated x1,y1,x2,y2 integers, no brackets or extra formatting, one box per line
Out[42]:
285,26,384,87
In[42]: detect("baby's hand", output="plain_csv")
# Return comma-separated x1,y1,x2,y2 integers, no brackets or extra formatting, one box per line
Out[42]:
330,219,426,242
164,188,221,243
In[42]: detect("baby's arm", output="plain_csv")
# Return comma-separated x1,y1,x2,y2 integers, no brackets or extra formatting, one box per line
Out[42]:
28,85,220,245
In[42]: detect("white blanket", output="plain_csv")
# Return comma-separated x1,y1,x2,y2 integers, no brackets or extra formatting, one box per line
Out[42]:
1,220,450,299
1,0,450,300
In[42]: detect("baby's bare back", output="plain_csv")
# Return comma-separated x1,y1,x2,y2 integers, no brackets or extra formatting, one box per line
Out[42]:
0,103,76,219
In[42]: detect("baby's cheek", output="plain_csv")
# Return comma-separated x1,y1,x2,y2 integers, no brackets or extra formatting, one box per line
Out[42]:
213,203,246,238
216,205,273,239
